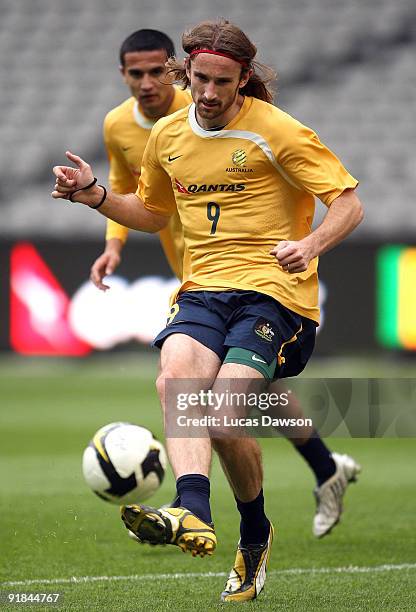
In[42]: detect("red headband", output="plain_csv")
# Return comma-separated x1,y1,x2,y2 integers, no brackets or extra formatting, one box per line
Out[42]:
189,49,250,68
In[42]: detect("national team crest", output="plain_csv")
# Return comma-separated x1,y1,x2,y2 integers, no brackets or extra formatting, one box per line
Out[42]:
232,149,247,167
254,319,275,342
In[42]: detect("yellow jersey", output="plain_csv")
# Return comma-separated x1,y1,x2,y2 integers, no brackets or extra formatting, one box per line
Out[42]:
103,86,192,279
138,96,358,323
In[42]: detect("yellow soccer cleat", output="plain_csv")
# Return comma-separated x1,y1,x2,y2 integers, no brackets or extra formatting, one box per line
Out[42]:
121,505,216,557
221,523,274,602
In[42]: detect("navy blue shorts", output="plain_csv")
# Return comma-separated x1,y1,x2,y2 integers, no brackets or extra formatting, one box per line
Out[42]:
153,290,317,379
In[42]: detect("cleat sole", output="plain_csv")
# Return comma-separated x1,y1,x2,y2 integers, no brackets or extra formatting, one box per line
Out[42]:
176,533,216,557
121,505,168,545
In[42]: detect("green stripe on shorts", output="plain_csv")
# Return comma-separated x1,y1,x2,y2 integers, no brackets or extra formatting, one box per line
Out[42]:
224,347,277,380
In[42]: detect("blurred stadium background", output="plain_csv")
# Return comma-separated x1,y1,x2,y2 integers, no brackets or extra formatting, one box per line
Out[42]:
0,0,415,358
1,3,415,609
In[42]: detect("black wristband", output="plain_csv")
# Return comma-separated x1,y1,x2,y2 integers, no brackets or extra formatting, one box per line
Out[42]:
89,185,107,209
69,177,98,202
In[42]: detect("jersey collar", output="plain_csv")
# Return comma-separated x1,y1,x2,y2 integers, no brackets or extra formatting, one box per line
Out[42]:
133,101,157,130
132,89,185,129
188,97,252,137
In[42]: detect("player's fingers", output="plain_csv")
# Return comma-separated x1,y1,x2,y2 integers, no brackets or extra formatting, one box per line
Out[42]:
66,150,88,169
272,240,290,254
94,276,110,291
90,260,104,281
95,279,110,291
281,259,308,273
105,253,121,275
90,267,110,291
288,263,307,273
277,252,302,266
271,245,296,262
53,165,71,181
276,244,297,259
90,255,113,287
270,245,286,256
51,190,70,199
56,176,76,187
54,182,74,193
280,262,293,273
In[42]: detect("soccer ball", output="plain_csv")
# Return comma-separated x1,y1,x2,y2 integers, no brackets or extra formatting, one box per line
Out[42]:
82,422,167,504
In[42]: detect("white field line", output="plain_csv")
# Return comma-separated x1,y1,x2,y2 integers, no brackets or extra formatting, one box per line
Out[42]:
2,564,416,588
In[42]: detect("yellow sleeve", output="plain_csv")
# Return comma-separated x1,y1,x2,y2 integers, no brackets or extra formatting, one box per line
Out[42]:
103,114,137,242
278,118,358,206
158,212,185,280
137,128,177,217
106,220,129,243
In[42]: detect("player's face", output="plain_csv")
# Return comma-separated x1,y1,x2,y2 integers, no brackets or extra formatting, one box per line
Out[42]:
121,50,174,118
187,54,251,129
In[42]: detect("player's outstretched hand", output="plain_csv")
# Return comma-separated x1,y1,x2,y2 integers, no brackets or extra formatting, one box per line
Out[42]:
270,240,314,273
52,151,94,200
90,249,122,291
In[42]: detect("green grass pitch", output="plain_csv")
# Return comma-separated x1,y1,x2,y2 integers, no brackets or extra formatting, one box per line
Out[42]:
0,355,415,611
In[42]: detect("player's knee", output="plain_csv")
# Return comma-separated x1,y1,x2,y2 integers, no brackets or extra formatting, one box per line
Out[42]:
155,371,168,406
155,367,183,410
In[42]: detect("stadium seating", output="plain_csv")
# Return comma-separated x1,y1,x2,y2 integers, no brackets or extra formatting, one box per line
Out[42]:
0,0,414,236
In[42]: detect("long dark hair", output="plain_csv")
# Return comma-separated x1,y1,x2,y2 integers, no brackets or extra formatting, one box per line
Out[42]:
166,19,276,103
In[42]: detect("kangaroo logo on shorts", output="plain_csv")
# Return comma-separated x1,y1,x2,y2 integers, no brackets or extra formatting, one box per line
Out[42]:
254,319,275,342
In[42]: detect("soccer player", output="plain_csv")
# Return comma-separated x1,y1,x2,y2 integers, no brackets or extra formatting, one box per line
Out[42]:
90,29,191,288
92,28,360,542
52,19,364,602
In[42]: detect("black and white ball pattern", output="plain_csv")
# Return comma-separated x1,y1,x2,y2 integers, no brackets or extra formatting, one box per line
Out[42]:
82,422,167,504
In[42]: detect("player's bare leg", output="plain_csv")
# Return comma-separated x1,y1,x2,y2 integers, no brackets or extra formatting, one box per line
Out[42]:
210,363,265,500
156,333,221,478
122,334,220,556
